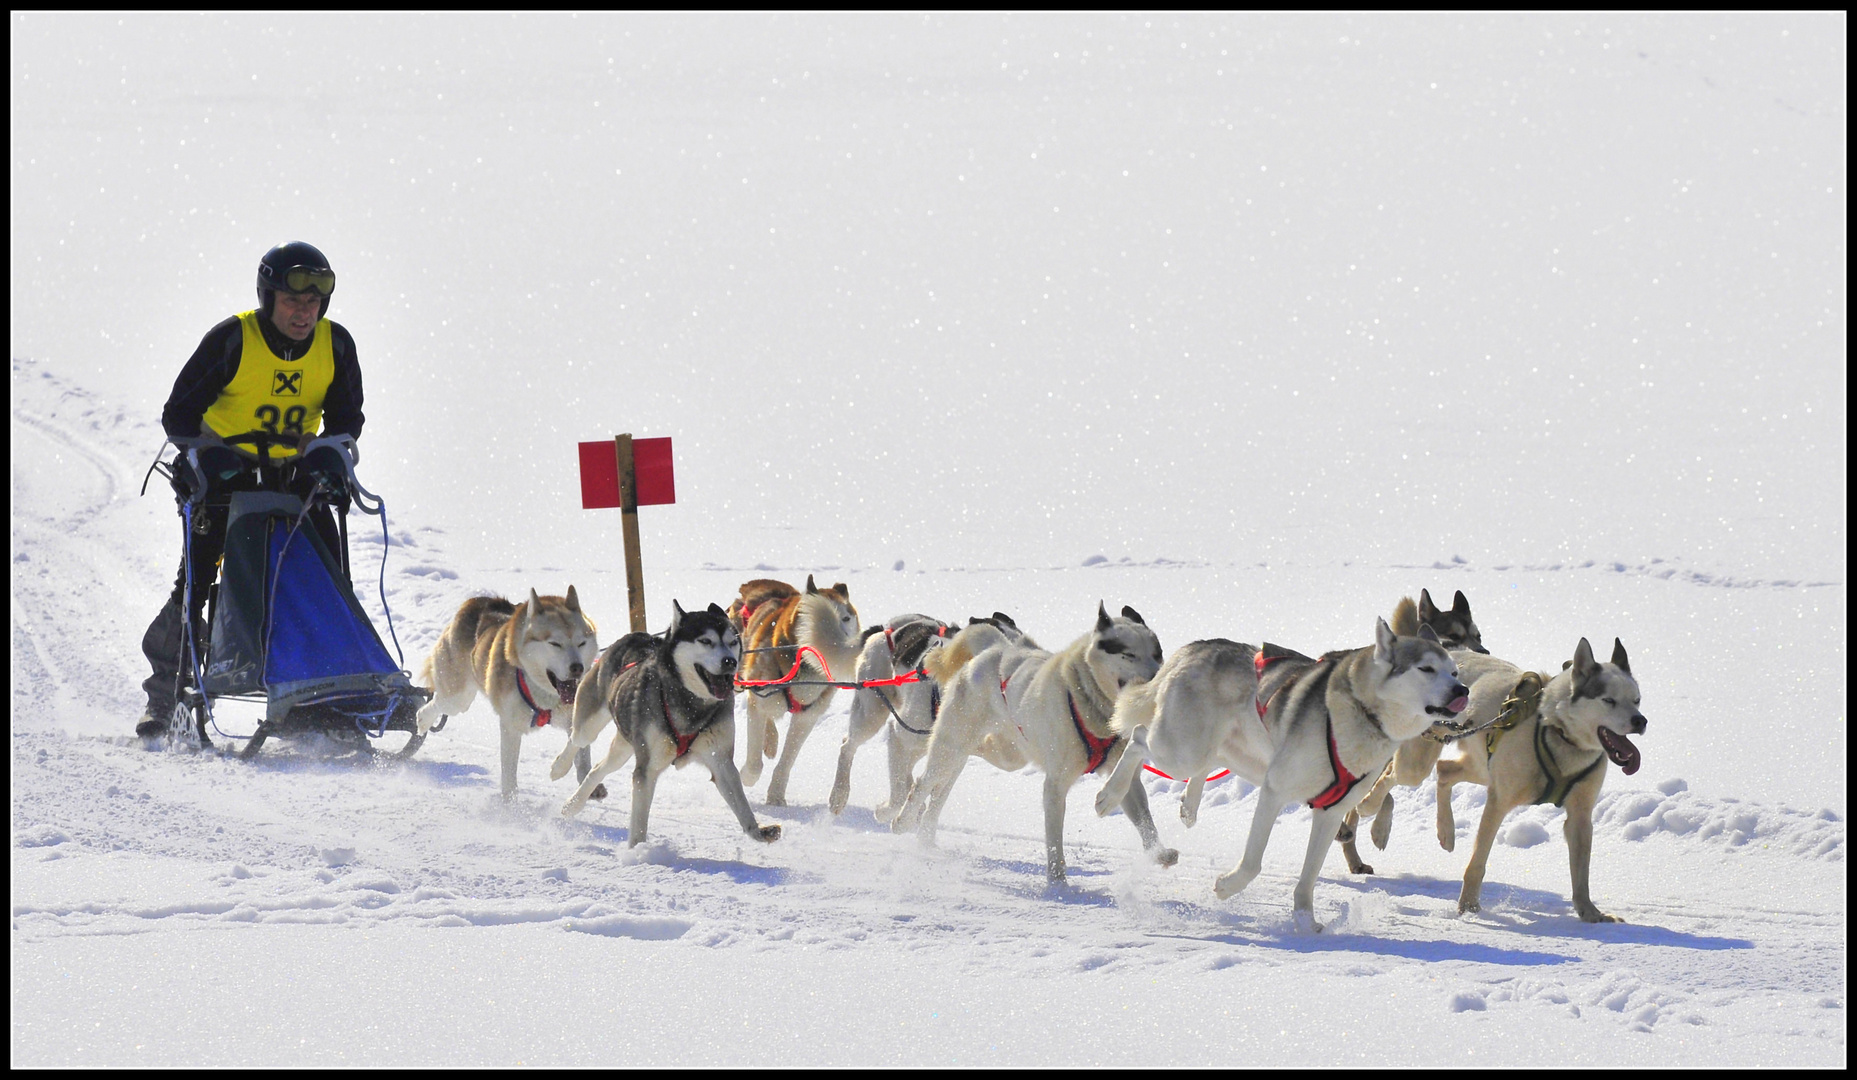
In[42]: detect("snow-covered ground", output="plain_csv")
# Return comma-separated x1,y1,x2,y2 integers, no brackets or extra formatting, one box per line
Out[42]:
11,12,1845,1066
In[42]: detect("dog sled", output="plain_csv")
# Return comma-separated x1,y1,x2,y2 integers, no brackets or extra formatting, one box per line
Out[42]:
153,431,430,760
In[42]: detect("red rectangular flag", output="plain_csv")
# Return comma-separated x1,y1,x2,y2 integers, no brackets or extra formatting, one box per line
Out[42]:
579,437,675,508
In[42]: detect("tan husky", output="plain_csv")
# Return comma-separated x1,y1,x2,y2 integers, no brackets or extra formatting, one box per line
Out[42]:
732,575,863,806
1435,637,1647,922
415,587,599,799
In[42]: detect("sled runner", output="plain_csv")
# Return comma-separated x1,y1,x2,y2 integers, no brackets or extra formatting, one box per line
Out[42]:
157,431,429,760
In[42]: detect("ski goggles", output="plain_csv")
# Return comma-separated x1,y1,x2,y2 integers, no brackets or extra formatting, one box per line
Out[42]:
270,265,336,295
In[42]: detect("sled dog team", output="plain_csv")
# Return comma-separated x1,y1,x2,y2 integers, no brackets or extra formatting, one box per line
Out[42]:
416,580,1648,929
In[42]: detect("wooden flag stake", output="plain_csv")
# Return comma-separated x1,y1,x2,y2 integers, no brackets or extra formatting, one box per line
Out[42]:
615,433,648,633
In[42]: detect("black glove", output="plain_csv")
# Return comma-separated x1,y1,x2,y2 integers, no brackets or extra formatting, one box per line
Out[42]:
174,445,246,502
299,444,350,498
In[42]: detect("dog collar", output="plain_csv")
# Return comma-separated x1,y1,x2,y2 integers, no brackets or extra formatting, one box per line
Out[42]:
516,669,551,728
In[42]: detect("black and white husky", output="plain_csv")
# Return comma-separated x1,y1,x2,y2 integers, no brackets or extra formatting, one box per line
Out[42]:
1095,619,1468,929
551,602,780,846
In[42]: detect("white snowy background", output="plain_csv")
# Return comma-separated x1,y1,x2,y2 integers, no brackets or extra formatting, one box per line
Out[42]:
11,11,1845,1066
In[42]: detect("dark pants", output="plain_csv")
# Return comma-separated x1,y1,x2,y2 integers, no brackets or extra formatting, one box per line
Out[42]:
140,473,343,714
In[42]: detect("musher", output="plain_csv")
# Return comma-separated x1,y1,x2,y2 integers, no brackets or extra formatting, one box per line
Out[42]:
136,241,365,739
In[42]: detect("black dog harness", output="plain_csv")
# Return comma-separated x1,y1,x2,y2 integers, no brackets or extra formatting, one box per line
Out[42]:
1484,673,1606,807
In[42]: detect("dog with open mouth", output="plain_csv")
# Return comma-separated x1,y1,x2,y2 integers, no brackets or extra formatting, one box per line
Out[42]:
553,601,780,847
1094,618,1469,929
416,587,599,799
1336,588,1497,876
1434,636,1647,922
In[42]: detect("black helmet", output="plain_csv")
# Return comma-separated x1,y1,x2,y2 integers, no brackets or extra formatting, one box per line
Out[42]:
256,241,335,319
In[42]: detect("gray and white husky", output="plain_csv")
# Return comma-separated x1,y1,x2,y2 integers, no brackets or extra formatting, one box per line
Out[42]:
1435,637,1646,922
1095,619,1468,928
551,602,780,846
828,612,1029,822
890,603,1175,884
1339,588,1493,874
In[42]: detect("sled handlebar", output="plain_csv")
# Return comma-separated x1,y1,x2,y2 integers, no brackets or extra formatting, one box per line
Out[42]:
221,431,303,455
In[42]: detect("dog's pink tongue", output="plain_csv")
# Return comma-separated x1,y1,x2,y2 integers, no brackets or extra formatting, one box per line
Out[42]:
1599,728,1641,775
1446,695,1468,715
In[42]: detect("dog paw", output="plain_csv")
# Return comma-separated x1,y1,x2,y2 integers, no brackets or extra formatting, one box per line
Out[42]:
1213,868,1254,900
1152,847,1179,869
548,755,574,781
1370,796,1394,850
763,792,787,808
1577,906,1622,924
1292,909,1324,934
755,824,782,843
1092,789,1117,818
1350,861,1375,876
589,783,607,801
1438,830,1456,853
1457,898,1481,915
1180,805,1198,828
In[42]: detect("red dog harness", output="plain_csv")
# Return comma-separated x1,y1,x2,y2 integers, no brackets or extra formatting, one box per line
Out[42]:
661,686,699,760
1308,715,1365,810
1066,691,1118,775
1253,648,1366,810
516,670,552,728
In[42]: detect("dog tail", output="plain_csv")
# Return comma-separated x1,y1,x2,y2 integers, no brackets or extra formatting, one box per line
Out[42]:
1390,595,1420,638
924,622,1006,685
1108,677,1159,737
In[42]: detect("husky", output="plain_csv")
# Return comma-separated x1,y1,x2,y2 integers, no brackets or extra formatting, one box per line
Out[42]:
890,603,1175,884
416,587,598,799
1094,619,1468,928
1434,637,1645,922
1337,589,1492,874
827,613,1030,821
551,601,780,846
733,575,863,806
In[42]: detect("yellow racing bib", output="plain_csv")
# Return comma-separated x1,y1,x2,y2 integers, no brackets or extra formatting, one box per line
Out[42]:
200,310,335,459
